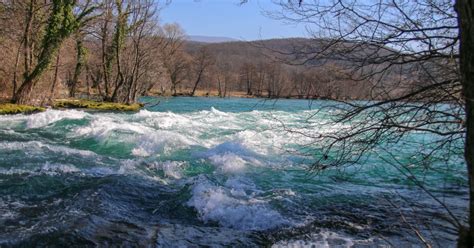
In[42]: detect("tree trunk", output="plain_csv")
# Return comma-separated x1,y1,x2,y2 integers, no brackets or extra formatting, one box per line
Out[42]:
171,82,177,96
69,38,85,98
111,74,125,102
223,77,228,98
23,0,35,77
11,78,34,104
101,36,111,100
456,0,474,247
110,0,129,103
191,69,203,96
85,66,91,99
12,42,22,97
48,51,61,104
101,7,112,101
246,76,252,95
217,75,222,97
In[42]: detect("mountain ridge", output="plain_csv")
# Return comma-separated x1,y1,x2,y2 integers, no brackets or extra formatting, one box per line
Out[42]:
186,35,239,43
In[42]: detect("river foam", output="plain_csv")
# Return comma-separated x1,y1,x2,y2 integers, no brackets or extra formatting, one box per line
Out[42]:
187,176,289,231
0,141,97,157
26,109,87,128
272,231,356,248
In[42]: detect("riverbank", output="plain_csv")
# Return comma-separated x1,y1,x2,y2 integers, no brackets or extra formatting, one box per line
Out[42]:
53,99,142,111
0,89,350,116
149,89,334,100
0,103,45,115
0,99,142,115
147,89,255,98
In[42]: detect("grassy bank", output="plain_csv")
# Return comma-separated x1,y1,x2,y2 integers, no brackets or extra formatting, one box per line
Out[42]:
0,99,143,115
53,99,142,111
0,103,45,115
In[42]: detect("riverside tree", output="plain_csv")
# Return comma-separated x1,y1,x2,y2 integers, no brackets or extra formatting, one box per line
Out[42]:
0,0,183,105
263,0,473,246
94,0,160,103
189,46,214,96
159,23,189,96
12,0,96,104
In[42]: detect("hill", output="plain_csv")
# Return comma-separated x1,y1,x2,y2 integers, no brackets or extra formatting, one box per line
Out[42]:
186,35,238,43
178,38,410,100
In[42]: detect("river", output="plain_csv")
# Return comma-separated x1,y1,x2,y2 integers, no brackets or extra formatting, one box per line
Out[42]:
0,97,468,247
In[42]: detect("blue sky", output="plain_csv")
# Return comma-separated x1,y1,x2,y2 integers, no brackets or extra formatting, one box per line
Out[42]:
159,0,308,40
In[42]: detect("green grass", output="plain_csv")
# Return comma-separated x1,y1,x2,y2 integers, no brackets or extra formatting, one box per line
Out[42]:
0,103,45,115
53,99,142,111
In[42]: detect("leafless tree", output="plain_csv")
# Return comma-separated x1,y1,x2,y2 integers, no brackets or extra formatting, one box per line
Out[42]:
189,46,214,96
214,61,233,98
159,23,189,96
261,0,473,246
239,62,256,96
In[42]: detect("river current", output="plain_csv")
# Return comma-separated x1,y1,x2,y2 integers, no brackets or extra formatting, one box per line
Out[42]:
0,97,468,247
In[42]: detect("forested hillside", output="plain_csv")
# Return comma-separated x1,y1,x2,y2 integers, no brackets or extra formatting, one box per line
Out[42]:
181,39,390,99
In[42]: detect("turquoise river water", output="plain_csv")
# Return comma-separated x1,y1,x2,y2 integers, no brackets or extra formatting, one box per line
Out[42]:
0,97,468,247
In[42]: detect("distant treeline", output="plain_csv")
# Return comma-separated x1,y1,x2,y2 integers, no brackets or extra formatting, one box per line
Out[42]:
180,39,375,100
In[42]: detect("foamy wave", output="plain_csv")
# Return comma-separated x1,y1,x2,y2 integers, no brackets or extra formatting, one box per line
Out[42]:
0,162,80,176
187,177,289,230
197,141,266,172
75,117,152,138
272,231,358,248
0,141,97,157
25,109,87,128
224,176,262,197
41,162,81,174
132,107,324,160
132,131,197,157
148,161,185,179
209,107,229,116
134,110,197,130
74,115,198,156
208,153,247,173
